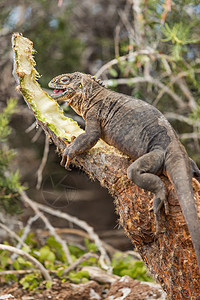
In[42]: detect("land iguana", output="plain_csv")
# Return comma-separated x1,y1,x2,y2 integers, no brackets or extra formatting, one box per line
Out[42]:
49,72,200,272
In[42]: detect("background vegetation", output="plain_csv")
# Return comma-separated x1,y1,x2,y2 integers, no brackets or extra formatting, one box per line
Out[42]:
0,0,200,296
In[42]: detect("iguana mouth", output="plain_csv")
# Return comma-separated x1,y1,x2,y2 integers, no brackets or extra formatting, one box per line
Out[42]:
51,88,74,100
51,88,67,99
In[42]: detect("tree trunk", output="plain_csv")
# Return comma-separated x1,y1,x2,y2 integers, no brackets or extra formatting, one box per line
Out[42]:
41,122,200,299
12,32,200,299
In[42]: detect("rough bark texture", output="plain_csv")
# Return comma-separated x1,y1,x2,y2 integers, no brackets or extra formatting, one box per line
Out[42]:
40,121,200,299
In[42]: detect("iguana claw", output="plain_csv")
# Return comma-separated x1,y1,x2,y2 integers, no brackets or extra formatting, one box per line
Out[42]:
60,146,73,170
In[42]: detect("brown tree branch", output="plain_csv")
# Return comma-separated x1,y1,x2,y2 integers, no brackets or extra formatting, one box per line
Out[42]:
44,122,200,298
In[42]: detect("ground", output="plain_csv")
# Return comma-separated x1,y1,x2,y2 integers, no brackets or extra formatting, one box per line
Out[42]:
0,276,166,300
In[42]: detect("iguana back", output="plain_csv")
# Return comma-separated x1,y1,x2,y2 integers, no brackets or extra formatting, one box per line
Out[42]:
93,91,172,158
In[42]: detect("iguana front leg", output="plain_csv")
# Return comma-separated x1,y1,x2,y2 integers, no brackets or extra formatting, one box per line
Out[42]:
61,114,101,169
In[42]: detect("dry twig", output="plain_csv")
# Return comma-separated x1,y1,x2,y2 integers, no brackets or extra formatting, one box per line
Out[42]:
11,214,40,261
132,0,144,46
118,9,136,45
81,266,119,284
34,201,111,271
36,134,49,190
95,49,156,78
0,270,34,276
179,132,200,140
25,121,37,133
63,252,98,275
19,190,72,264
31,126,42,143
37,227,131,258
0,244,51,281
175,78,196,110
164,112,200,127
0,223,28,250
114,24,120,58
104,76,185,109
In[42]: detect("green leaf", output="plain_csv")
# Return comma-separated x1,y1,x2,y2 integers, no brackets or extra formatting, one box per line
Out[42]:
39,246,56,263
109,68,118,78
0,98,23,214
21,281,30,289
46,236,67,263
47,236,62,248
5,274,17,282
0,98,18,142
19,273,41,290
17,256,33,268
84,239,98,252
111,253,153,282
46,281,52,289
13,259,20,270
0,252,10,268
21,246,30,253
57,267,65,277
68,244,85,258
68,270,89,283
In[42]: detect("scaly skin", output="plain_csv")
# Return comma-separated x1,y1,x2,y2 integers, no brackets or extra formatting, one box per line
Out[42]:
49,72,200,272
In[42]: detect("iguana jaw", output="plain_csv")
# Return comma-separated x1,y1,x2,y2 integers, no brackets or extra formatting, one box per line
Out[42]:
49,83,75,101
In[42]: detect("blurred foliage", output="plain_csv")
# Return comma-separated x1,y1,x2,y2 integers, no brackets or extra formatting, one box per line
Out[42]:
0,98,23,214
104,0,200,163
0,0,119,86
29,16,85,86
0,1,199,292
0,233,152,290
1,0,85,86
161,22,199,59
111,252,153,282
0,0,199,161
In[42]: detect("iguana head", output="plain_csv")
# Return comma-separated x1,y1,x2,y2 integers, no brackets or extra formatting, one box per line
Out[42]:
49,72,82,102
48,72,104,115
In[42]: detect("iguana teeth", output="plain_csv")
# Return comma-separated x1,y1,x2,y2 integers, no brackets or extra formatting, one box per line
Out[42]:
53,88,66,94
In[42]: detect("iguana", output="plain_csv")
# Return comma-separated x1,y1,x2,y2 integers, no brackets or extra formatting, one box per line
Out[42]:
49,72,200,272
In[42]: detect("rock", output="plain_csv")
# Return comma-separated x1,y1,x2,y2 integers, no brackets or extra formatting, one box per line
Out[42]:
0,295,17,300
105,276,166,300
82,266,119,283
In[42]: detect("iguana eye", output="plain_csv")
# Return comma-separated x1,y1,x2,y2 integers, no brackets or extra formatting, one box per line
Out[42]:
59,76,70,84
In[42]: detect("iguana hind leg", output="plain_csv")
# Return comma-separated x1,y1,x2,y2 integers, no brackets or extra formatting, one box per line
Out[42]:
190,158,200,182
127,149,166,233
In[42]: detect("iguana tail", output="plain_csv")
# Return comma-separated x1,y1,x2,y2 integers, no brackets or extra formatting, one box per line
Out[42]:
165,146,200,273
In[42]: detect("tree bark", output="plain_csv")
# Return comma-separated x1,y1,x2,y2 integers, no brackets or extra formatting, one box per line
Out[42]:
12,32,200,299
